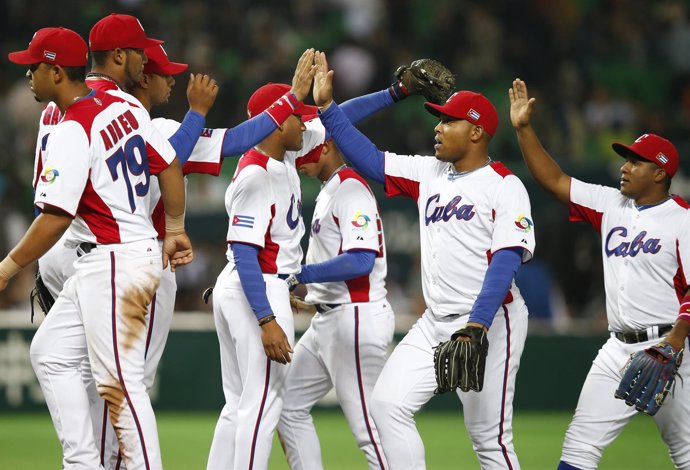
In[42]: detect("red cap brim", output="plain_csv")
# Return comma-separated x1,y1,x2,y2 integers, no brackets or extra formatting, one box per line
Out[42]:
611,142,648,162
144,61,188,75
294,103,318,116
8,50,39,65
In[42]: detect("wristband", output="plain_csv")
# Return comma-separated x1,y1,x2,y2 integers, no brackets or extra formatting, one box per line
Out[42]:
264,92,298,126
0,255,22,280
679,295,690,322
388,81,409,102
258,314,276,326
165,213,185,234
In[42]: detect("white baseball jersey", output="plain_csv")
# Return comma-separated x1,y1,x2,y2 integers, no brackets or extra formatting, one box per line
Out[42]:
569,178,690,331
304,167,387,304
224,118,326,274
383,155,535,316
34,90,176,246
33,102,62,190
148,118,226,238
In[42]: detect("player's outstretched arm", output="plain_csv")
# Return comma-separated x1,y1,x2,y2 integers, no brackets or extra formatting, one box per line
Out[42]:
158,158,193,271
169,74,220,166
313,51,386,183
0,208,72,291
510,79,571,206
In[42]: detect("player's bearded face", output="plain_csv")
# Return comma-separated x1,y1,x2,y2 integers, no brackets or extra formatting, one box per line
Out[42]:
124,49,146,87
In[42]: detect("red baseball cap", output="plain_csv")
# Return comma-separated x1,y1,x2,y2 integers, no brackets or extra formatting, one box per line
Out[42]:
8,27,88,67
425,90,499,136
143,45,188,75
247,83,318,118
612,133,679,177
89,13,163,52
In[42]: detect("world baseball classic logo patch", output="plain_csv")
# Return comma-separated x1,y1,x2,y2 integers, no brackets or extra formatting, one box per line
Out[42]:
351,211,371,230
232,214,254,228
514,214,533,233
40,166,60,184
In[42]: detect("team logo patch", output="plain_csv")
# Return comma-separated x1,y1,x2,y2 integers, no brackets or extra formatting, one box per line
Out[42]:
40,166,59,184
467,108,481,120
201,128,213,138
514,214,533,233
43,50,56,61
232,214,254,228
351,211,371,230
656,152,669,165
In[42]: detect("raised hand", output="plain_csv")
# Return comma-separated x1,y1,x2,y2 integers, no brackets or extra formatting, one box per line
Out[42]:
509,79,535,129
187,73,219,117
290,48,317,102
313,51,334,109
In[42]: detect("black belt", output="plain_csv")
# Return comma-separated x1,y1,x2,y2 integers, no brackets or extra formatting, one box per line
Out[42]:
614,325,673,344
277,274,289,280
76,242,98,257
315,303,340,314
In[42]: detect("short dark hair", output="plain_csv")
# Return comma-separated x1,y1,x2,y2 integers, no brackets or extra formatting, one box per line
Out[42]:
90,50,110,67
63,66,86,82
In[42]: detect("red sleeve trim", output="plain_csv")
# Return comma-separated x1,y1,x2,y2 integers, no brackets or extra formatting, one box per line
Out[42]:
569,202,604,234
384,174,420,201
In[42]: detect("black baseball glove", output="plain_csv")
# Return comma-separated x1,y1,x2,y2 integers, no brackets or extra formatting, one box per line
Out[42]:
614,341,684,416
434,325,489,394
30,269,55,322
394,59,456,104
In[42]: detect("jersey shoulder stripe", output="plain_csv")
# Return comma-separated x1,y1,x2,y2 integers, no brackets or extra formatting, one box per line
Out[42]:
62,90,121,143
672,195,690,210
489,161,514,178
233,150,270,182
337,168,374,196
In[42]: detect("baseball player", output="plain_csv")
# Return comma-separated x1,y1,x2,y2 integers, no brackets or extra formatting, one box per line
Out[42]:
312,52,535,470
276,139,394,470
207,78,321,470
510,80,690,470
2,25,192,470
88,45,317,470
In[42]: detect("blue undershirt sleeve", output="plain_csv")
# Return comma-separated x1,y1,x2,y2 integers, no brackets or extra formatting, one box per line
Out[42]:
168,111,206,165
296,250,376,284
340,90,395,126
468,248,524,329
221,113,279,158
319,102,385,184
232,242,273,320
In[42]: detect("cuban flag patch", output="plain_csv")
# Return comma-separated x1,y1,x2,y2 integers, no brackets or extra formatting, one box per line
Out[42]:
656,152,669,164
467,108,481,120
232,214,255,228
43,50,56,61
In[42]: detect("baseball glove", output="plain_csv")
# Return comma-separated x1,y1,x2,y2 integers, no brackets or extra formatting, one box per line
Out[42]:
434,325,489,394
395,59,456,104
30,269,54,322
289,293,315,314
614,341,684,416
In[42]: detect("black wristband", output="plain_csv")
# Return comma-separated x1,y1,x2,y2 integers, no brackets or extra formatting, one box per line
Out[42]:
258,314,276,326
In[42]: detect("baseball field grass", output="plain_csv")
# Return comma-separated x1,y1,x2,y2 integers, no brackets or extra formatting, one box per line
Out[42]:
0,410,672,469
